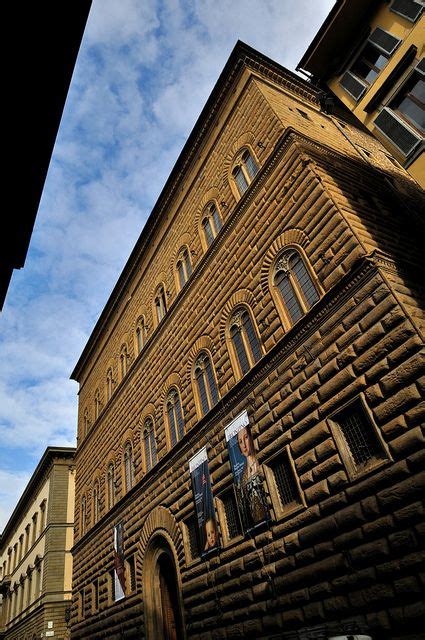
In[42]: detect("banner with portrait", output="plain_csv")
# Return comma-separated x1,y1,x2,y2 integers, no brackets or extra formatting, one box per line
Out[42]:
113,522,126,600
189,447,220,555
225,410,268,533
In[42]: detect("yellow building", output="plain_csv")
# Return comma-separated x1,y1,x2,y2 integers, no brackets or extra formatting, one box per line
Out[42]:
297,0,424,187
0,447,75,640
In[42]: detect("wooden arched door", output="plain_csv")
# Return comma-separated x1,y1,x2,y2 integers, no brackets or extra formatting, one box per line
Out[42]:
158,553,182,640
143,535,185,640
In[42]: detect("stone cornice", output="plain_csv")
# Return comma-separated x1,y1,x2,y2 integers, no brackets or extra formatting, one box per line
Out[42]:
71,42,322,383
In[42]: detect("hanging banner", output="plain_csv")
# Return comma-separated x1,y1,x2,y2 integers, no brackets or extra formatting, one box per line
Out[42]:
113,522,126,600
189,447,220,555
225,410,268,533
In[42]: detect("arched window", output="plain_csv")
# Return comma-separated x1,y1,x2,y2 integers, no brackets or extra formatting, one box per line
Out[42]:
229,307,262,377
166,388,185,448
201,202,222,248
176,247,192,290
135,316,147,355
143,418,157,472
194,352,219,417
81,496,87,536
83,409,90,436
124,442,134,491
107,463,115,509
119,345,128,381
273,249,320,326
92,481,100,525
232,149,259,196
94,389,101,420
154,285,168,324
106,368,114,402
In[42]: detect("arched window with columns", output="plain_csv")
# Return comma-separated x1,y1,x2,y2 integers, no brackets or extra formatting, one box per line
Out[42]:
228,306,262,377
143,418,157,472
273,248,320,326
166,388,185,448
124,442,135,491
193,351,219,417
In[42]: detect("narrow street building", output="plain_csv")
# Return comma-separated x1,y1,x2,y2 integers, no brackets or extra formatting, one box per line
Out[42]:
0,447,75,640
70,42,424,640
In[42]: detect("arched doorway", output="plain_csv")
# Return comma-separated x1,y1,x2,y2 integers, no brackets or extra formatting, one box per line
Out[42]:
143,534,185,640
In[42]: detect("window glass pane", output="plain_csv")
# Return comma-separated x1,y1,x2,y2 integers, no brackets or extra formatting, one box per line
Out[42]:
243,151,258,180
177,260,186,289
242,312,262,363
275,271,304,323
175,395,185,440
196,369,210,415
205,359,219,406
167,403,177,447
352,59,379,84
150,427,157,466
136,327,143,353
144,430,151,471
290,254,320,308
231,325,250,375
233,166,248,195
203,218,215,246
211,207,222,234
184,251,192,278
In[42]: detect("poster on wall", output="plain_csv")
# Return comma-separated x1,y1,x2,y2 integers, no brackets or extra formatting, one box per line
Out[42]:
189,447,220,555
113,522,126,600
225,410,268,533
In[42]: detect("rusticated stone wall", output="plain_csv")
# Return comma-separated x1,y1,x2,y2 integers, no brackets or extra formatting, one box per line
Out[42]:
71,44,424,640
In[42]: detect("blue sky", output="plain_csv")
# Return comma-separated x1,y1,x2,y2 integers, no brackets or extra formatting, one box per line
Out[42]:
0,0,335,530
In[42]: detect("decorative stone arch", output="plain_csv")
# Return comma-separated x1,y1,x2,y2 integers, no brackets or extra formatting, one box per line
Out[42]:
186,335,216,383
194,186,221,230
138,506,186,640
158,372,182,413
151,273,170,328
223,131,260,200
119,427,135,453
260,227,311,296
219,288,258,344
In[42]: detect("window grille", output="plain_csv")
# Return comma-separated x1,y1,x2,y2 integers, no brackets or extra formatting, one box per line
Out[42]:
127,555,136,592
335,401,383,467
271,452,300,509
222,490,242,539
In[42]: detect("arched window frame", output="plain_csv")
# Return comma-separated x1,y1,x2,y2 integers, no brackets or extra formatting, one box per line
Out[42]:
192,351,220,418
106,368,114,402
227,305,263,379
231,147,259,198
154,284,168,326
107,462,115,510
123,441,135,492
200,202,222,251
94,389,101,420
271,246,321,330
119,344,128,382
83,408,90,436
92,480,100,525
175,246,193,291
135,315,147,356
165,387,185,449
142,417,157,473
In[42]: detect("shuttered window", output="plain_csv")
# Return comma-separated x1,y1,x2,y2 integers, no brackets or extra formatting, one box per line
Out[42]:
374,108,422,155
368,27,401,56
340,28,401,100
390,0,423,22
